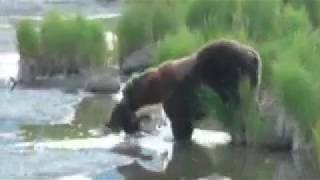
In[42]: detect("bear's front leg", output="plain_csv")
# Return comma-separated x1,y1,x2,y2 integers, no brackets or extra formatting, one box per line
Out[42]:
163,86,194,141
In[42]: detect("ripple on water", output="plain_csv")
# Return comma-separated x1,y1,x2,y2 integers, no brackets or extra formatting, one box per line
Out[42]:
0,147,133,179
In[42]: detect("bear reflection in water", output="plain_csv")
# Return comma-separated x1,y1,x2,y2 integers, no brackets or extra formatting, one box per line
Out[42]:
105,142,224,180
96,140,320,180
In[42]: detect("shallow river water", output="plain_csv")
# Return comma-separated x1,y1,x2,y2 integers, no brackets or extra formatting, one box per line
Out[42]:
0,88,319,180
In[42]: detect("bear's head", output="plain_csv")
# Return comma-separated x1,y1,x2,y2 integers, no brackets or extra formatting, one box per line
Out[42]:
194,40,262,104
107,99,139,134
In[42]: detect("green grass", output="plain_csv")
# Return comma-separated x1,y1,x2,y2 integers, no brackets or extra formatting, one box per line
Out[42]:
198,79,263,144
198,86,237,129
280,5,311,34
117,0,181,63
256,4,311,85
241,0,281,41
17,12,108,75
186,0,237,35
239,79,265,144
272,34,320,136
16,20,40,59
302,0,320,27
286,0,320,27
153,27,204,65
117,1,153,61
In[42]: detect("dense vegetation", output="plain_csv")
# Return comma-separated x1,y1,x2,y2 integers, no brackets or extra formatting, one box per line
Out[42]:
116,0,184,65
17,12,108,76
117,0,320,167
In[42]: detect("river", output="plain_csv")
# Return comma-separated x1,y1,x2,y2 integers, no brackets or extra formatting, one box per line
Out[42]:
0,0,319,179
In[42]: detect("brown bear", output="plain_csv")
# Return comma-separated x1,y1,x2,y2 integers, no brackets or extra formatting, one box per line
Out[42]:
107,40,261,141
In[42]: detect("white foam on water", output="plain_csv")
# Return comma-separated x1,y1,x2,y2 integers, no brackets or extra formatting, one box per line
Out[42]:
17,133,125,150
57,174,92,180
192,129,231,147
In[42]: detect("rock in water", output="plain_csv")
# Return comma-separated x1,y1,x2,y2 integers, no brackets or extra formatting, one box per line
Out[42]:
121,45,154,75
85,74,120,93
83,66,121,93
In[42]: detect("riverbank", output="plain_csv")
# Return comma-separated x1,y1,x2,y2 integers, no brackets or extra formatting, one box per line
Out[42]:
16,66,121,93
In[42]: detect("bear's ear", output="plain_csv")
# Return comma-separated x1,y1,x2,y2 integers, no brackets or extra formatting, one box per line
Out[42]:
241,48,261,88
243,49,262,103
